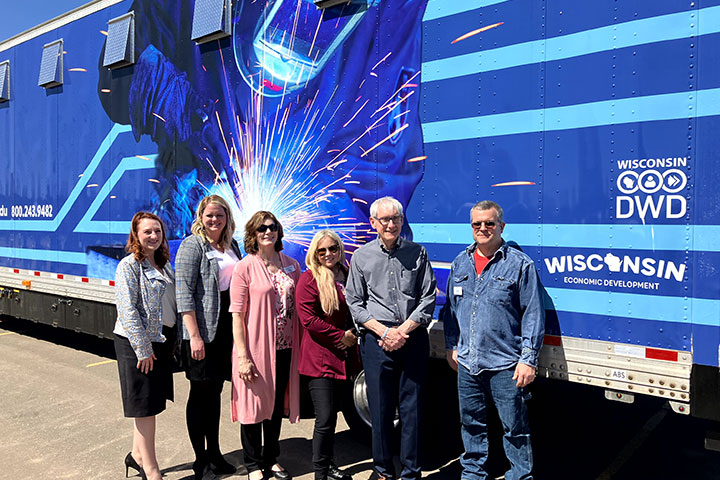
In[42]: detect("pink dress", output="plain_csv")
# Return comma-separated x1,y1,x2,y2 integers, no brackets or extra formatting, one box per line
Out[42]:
229,253,302,424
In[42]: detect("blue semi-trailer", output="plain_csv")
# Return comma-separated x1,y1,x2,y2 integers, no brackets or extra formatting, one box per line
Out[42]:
1,0,718,426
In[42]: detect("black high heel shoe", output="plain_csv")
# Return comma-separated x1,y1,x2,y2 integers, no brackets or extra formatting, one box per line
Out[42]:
192,459,209,480
124,452,146,479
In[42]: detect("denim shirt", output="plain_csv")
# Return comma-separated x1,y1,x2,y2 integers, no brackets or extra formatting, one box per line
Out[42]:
443,241,545,375
175,235,242,342
113,255,176,360
346,237,437,327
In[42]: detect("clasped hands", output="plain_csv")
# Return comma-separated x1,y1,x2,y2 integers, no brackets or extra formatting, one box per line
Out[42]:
378,326,409,352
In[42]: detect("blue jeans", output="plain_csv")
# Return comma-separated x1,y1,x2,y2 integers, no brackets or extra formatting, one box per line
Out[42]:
457,364,533,480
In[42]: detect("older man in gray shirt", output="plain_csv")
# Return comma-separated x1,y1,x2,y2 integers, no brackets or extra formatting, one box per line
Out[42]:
346,196,436,480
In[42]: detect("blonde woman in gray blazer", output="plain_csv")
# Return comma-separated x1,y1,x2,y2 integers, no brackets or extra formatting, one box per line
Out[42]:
175,195,242,479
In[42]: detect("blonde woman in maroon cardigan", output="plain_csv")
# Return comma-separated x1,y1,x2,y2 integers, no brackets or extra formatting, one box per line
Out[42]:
295,230,359,480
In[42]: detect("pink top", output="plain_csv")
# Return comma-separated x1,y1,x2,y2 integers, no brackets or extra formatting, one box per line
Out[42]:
229,253,302,424
270,270,295,350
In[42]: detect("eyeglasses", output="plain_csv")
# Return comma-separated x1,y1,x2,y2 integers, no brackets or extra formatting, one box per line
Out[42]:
257,223,279,233
317,244,339,256
471,221,497,229
374,215,403,226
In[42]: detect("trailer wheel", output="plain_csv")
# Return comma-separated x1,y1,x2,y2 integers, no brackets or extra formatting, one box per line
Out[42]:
342,370,399,439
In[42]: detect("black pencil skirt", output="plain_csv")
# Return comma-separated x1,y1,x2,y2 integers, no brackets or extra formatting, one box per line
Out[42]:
181,289,234,382
115,325,176,418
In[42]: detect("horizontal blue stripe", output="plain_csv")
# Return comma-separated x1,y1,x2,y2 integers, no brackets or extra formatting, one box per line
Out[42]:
693,297,720,328
421,88,717,143
547,287,719,327
422,6,715,82
423,0,510,22
0,123,132,232
423,34,712,125
0,247,86,265
411,223,719,252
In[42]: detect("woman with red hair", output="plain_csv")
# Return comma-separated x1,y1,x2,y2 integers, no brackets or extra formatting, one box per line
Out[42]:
114,212,177,480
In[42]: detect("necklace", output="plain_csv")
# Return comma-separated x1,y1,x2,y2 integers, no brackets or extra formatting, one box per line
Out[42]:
260,252,278,268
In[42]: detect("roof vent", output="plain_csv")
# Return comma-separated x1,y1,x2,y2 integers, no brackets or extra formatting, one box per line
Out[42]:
0,61,9,102
191,0,232,44
38,39,63,88
103,12,135,69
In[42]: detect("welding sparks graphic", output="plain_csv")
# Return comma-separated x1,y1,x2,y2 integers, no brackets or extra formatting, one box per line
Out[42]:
202,58,373,250
451,22,504,44
188,2,424,252
206,90,365,249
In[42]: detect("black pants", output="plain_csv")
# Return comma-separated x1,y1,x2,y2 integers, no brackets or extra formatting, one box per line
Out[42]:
361,327,428,480
241,348,292,473
185,291,233,461
307,377,347,480
186,378,224,460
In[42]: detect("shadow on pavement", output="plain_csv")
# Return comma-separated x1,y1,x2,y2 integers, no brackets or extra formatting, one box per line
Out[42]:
0,314,116,359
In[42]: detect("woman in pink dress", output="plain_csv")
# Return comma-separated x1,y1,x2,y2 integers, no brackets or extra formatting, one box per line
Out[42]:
229,211,301,480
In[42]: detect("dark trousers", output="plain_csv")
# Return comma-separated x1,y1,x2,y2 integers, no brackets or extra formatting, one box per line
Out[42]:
186,378,224,460
361,327,428,480
307,376,347,479
241,348,292,473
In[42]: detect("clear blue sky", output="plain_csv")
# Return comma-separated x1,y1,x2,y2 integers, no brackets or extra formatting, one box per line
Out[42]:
1,0,90,42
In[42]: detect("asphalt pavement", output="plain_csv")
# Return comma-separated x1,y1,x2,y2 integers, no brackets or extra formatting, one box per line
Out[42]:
3,315,720,480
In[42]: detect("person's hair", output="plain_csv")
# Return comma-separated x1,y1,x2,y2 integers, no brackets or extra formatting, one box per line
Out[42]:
244,211,284,254
471,200,504,223
305,230,346,315
125,211,170,268
190,195,236,249
369,196,404,219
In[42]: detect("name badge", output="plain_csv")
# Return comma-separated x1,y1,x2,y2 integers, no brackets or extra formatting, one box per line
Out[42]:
205,250,222,260
453,286,463,296
284,264,296,273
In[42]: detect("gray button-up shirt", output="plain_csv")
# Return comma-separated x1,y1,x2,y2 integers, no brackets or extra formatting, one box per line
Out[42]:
346,237,436,327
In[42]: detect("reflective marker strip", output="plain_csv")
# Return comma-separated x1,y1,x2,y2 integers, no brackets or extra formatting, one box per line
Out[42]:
544,335,562,346
646,348,679,362
5,267,113,287
614,344,646,358
546,335,681,362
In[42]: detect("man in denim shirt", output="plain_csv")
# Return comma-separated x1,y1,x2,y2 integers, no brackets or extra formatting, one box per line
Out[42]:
346,196,436,480
443,200,545,480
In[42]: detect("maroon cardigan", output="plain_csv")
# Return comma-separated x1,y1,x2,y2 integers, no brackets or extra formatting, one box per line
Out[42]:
295,269,359,379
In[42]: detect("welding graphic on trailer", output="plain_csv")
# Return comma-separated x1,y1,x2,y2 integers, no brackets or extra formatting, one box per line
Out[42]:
98,0,429,255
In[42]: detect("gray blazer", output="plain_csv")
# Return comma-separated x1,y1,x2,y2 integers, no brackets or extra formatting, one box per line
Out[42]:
175,234,242,342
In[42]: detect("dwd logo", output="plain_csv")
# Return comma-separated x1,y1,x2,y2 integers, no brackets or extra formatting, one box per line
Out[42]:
616,169,687,221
